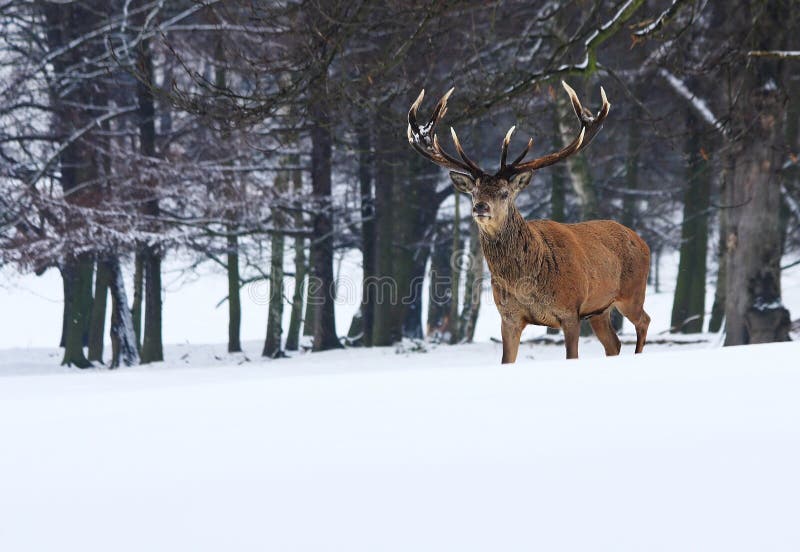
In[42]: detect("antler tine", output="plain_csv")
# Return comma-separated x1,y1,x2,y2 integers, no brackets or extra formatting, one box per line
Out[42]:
407,89,425,138
509,137,533,167
500,126,515,168
406,87,485,176
502,82,609,175
429,87,454,128
450,127,484,175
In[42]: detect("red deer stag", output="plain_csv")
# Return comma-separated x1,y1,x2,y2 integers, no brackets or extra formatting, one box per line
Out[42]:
407,82,651,363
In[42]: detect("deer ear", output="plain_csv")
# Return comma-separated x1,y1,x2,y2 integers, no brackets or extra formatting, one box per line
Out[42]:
509,171,533,193
449,172,475,193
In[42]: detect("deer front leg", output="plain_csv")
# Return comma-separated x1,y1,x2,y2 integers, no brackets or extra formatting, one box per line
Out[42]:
500,319,525,364
561,316,580,359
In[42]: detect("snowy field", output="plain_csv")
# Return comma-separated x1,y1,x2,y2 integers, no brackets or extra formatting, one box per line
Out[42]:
1,340,800,551
2,253,800,550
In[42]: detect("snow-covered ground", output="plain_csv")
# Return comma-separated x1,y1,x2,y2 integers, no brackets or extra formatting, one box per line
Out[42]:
1,339,799,551
2,250,800,550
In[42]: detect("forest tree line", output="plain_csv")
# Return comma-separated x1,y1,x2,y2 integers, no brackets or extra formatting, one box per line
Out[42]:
0,0,798,367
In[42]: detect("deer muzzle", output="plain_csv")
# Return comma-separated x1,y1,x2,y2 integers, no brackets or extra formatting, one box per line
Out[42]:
473,201,491,218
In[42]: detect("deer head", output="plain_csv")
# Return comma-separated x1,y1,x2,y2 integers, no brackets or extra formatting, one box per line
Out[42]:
407,82,610,235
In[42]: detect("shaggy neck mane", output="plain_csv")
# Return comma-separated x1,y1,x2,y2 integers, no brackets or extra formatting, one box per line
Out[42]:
478,205,554,286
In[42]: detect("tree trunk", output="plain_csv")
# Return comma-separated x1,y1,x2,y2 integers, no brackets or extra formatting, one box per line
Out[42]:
308,76,341,351
42,2,98,358
263,230,285,357
559,93,599,221
141,246,164,362
427,221,453,340
227,232,242,353
132,251,144,350
709,153,731,333
551,108,567,224
263,173,287,358
671,110,711,333
357,123,376,346
285,164,306,352
401,158,440,340
302,264,316,337
371,123,398,346
59,285,68,348
215,44,242,354
459,220,484,343
622,109,641,230
61,255,93,368
137,38,164,363
88,258,110,362
392,160,417,340
781,78,799,254
106,255,140,368
448,192,463,344
724,25,791,344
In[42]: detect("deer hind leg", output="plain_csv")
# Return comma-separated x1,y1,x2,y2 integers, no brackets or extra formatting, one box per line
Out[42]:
500,320,525,364
589,309,621,356
617,301,651,354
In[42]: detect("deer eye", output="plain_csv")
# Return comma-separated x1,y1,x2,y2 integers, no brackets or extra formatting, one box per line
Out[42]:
499,190,509,199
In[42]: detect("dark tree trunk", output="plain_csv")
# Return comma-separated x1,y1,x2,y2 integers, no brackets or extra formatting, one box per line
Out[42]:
371,123,398,346
227,232,242,353
357,123,376,346
263,229,285,357
671,110,711,334
214,45,242,354
308,77,341,351
42,2,98,359
137,38,164,363
448,192,463,344
60,288,68,348
369,147,441,345
61,255,93,368
132,251,144,350
285,162,306,351
302,267,316,337
459,220,484,343
141,246,163,362
88,259,110,362
263,173,287,358
398,157,439,340
427,221,453,340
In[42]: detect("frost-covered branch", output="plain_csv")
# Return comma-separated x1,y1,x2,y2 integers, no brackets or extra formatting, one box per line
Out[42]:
748,50,800,59
633,0,691,37
658,68,726,136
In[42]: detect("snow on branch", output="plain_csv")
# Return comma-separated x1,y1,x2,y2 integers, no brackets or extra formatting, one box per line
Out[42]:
748,51,800,60
658,68,726,136
633,0,691,37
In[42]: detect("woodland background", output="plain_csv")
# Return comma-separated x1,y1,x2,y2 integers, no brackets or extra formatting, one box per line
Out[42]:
1,0,798,367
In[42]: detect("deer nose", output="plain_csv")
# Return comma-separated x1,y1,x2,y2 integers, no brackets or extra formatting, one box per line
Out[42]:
473,202,491,216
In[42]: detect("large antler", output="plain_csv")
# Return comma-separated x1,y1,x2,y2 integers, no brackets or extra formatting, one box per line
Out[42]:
407,88,486,177
498,81,610,177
